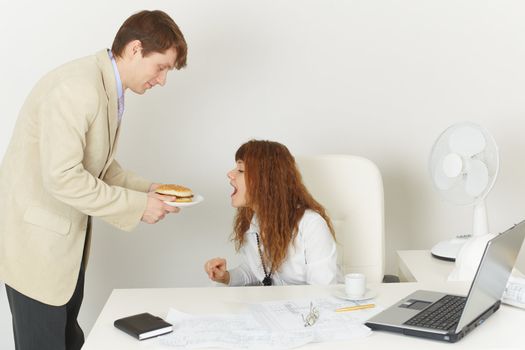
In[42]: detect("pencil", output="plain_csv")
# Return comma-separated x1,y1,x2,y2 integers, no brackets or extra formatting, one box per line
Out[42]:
335,303,375,312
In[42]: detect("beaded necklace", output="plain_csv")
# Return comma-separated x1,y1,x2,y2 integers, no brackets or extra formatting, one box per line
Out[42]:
255,232,272,286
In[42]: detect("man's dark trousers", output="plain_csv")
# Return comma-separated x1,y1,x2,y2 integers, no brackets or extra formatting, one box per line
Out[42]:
5,265,85,350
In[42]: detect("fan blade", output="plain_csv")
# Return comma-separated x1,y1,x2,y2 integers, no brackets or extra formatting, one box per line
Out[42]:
465,159,489,197
449,126,486,157
433,156,456,190
442,153,463,178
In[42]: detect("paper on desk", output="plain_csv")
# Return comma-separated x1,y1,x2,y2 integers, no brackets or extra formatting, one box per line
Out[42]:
159,309,310,349
250,297,379,342
159,296,379,349
502,274,525,309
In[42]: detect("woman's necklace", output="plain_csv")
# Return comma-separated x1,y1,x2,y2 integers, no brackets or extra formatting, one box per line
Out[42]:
255,232,272,286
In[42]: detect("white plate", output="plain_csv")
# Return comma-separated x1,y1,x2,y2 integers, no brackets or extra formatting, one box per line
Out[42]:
333,288,376,301
164,194,204,207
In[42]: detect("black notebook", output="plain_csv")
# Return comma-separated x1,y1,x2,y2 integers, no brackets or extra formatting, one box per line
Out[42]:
114,312,173,340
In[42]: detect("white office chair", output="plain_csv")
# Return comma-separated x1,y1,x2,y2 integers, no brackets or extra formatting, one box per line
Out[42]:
296,155,387,283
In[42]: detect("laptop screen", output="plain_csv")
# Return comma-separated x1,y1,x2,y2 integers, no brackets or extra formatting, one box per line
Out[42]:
455,221,525,332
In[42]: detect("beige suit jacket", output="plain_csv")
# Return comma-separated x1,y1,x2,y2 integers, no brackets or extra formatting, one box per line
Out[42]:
0,49,151,306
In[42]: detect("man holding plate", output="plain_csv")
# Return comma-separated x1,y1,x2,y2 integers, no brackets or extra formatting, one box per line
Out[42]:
0,10,188,350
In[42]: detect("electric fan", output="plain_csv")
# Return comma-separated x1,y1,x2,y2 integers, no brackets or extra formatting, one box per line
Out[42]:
428,122,499,276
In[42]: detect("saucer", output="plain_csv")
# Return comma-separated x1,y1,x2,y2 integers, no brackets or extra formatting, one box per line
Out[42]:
334,289,376,301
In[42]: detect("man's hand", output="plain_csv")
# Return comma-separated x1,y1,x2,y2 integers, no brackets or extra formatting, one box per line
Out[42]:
141,191,180,224
204,258,230,284
148,183,161,192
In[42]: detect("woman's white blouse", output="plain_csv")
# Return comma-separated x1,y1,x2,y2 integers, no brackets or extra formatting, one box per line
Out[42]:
228,210,338,286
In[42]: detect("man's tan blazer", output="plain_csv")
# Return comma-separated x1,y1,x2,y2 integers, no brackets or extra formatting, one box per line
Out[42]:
0,50,151,306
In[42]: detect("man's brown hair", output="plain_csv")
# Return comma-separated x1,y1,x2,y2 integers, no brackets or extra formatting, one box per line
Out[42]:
111,10,187,69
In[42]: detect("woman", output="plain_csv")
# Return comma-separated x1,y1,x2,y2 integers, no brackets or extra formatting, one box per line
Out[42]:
204,140,337,286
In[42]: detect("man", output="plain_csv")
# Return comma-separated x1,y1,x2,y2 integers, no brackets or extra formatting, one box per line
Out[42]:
0,10,187,350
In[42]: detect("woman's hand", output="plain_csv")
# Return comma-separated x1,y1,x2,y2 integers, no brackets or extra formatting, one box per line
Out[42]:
204,258,230,284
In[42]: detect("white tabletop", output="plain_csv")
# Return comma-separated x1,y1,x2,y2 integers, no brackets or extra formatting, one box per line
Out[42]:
397,250,455,283
84,282,525,349
397,249,524,282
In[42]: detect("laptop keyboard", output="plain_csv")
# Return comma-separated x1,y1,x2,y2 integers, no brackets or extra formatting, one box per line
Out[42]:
404,295,467,331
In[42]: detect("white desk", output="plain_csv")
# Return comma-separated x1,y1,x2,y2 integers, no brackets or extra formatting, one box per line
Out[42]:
84,281,525,349
397,250,454,283
397,249,525,282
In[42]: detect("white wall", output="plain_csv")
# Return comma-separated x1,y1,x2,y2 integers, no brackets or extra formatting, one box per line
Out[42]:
2,1,525,348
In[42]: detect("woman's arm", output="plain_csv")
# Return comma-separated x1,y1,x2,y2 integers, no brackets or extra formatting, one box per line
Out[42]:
302,213,338,284
228,261,261,286
204,257,260,286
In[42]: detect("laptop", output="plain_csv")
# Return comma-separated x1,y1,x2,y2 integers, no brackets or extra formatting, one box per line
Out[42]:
366,220,525,343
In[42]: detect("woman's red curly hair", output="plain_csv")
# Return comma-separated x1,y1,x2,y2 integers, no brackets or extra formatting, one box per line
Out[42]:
232,140,335,273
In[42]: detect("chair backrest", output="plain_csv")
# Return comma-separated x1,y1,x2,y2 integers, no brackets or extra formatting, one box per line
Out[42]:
296,155,385,283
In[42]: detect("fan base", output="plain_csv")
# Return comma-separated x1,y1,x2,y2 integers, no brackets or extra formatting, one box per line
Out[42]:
430,236,471,261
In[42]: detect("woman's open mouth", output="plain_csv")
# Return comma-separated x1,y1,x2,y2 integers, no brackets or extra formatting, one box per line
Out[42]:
230,182,237,196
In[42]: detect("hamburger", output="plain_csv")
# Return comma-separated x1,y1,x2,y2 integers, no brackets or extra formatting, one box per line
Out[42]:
155,184,194,202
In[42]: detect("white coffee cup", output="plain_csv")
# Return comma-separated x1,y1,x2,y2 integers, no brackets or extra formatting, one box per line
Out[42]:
345,273,366,298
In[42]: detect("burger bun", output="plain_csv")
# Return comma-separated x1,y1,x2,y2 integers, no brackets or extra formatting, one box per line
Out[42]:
155,184,194,202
